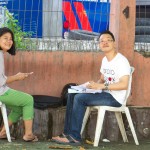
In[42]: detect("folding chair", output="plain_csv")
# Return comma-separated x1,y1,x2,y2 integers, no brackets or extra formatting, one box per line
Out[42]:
0,101,11,142
81,67,139,147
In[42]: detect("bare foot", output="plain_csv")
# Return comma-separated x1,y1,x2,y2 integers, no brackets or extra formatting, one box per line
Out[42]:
23,134,38,142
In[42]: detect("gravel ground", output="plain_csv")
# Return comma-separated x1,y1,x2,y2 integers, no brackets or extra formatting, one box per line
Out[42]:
0,139,150,150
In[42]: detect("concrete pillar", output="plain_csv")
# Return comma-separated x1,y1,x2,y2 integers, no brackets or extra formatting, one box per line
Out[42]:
109,0,136,62
43,0,62,38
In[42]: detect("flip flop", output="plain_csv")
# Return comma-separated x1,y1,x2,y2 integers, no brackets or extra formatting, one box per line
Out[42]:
0,135,15,140
23,135,38,142
51,133,66,142
54,135,81,146
59,133,67,138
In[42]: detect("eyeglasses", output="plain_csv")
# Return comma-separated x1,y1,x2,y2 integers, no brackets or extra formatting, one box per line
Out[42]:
99,39,114,44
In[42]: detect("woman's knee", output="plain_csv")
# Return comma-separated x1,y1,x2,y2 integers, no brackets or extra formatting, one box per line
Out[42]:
26,95,34,105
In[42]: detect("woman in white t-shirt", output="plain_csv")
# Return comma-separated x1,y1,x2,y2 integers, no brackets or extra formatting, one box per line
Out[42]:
0,27,38,142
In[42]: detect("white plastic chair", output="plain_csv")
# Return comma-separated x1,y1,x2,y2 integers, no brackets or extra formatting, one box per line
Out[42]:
81,67,139,147
0,101,11,142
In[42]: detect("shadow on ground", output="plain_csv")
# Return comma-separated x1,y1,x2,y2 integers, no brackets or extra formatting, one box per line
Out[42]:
0,139,150,150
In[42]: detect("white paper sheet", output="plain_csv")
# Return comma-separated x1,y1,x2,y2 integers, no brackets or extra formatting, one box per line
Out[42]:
69,82,102,94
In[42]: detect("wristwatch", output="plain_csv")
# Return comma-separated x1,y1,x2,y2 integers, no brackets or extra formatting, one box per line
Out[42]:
104,82,109,90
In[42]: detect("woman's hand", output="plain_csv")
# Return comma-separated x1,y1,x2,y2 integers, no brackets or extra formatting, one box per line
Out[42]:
6,72,34,84
15,72,33,81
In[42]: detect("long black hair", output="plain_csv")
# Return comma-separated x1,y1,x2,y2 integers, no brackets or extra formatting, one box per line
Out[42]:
0,27,16,55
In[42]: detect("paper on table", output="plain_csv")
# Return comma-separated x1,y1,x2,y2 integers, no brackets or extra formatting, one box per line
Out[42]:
69,82,102,94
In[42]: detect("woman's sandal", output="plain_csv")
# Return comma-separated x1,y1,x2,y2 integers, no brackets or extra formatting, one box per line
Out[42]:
23,135,38,142
54,135,81,146
0,134,15,140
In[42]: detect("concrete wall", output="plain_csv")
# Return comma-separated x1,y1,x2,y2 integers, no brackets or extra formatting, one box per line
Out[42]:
5,51,103,97
4,0,150,107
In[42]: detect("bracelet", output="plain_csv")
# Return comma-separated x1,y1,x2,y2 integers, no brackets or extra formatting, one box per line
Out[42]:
104,83,109,90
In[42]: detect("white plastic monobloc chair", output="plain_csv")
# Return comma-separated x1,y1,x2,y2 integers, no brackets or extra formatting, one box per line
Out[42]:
0,101,11,142
81,67,139,147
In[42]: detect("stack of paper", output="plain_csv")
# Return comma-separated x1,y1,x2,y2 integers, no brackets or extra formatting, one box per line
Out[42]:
68,82,102,94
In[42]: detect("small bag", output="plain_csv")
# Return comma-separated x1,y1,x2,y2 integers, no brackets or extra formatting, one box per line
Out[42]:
33,83,78,110
33,95,62,110
60,83,78,106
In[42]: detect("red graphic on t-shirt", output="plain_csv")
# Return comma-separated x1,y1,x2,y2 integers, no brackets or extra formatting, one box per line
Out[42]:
108,77,112,81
